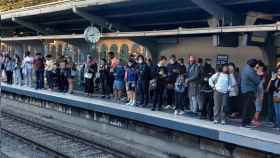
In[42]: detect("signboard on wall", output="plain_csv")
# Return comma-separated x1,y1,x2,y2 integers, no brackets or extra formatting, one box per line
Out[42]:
216,54,229,68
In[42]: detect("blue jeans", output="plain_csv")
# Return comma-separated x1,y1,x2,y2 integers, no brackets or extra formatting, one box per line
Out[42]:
24,68,32,87
36,69,44,89
14,69,22,85
274,103,280,128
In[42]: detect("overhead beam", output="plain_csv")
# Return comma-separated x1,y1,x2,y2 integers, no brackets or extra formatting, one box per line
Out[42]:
11,17,57,35
72,6,131,32
189,0,237,24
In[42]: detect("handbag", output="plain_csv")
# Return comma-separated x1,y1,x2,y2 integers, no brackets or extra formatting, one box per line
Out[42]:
71,69,77,77
84,72,93,79
149,79,157,91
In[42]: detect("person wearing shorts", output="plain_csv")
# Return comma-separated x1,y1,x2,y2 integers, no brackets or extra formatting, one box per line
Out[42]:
125,59,137,106
113,63,125,101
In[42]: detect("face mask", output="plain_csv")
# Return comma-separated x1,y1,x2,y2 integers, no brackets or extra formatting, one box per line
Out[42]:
159,71,164,75
128,62,132,67
170,60,175,64
138,60,143,64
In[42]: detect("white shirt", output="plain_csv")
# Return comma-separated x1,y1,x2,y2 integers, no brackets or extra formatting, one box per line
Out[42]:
209,73,236,94
23,56,33,69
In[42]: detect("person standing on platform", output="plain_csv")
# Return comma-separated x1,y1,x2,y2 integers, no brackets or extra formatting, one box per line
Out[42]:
113,59,125,101
240,59,262,127
84,55,97,97
186,55,200,114
66,57,77,94
45,54,55,90
174,73,186,115
147,58,157,103
209,64,236,125
199,58,215,120
125,58,137,106
22,51,33,87
4,55,14,85
152,56,167,111
14,55,22,86
197,58,205,115
58,56,68,92
33,53,45,89
136,55,150,107
165,54,180,110
251,64,266,127
108,52,118,97
227,63,241,118
99,58,110,99
267,66,280,131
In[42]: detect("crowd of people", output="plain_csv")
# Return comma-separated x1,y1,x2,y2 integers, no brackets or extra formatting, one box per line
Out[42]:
0,51,280,131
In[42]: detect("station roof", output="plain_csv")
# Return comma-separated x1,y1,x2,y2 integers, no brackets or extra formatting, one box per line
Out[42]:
0,0,280,37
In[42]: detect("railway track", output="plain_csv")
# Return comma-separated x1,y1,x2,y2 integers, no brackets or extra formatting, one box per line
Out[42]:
1,130,62,158
1,112,131,158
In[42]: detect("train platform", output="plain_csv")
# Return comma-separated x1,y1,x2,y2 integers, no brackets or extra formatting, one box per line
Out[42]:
1,83,280,155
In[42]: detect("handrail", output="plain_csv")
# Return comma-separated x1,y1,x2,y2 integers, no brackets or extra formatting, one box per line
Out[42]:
1,24,279,41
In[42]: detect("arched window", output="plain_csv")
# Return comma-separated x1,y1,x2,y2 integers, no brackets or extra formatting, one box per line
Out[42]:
50,45,56,58
131,44,141,57
110,44,118,56
120,44,129,64
100,44,108,60
57,44,63,57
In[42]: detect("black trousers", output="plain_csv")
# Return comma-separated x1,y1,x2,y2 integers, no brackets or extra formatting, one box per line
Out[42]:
137,80,149,105
46,71,54,89
59,75,68,92
228,96,241,115
100,75,108,96
201,92,214,120
241,92,256,126
175,92,185,111
167,88,175,106
6,70,13,84
153,85,165,110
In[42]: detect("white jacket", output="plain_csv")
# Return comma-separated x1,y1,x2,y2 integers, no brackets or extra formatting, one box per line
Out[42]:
209,73,237,94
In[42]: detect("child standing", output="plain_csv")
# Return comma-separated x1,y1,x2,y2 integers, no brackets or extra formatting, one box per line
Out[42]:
125,59,137,106
174,73,186,115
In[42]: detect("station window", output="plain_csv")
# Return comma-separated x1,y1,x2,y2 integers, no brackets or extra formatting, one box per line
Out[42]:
131,44,141,57
110,44,118,56
120,44,129,64
100,44,108,60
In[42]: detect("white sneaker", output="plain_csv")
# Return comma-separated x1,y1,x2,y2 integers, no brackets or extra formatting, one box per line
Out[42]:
178,111,185,115
221,120,226,125
174,110,179,115
126,100,132,106
214,120,219,124
165,105,172,109
131,100,136,106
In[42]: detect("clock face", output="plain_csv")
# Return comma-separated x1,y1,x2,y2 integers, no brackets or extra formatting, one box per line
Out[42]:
84,26,101,43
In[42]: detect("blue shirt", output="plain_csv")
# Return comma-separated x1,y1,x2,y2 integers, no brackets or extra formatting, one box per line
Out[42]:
240,64,260,93
127,67,137,82
114,65,125,81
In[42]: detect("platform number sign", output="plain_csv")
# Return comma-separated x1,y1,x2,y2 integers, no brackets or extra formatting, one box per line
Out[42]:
84,26,101,43
216,54,229,68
